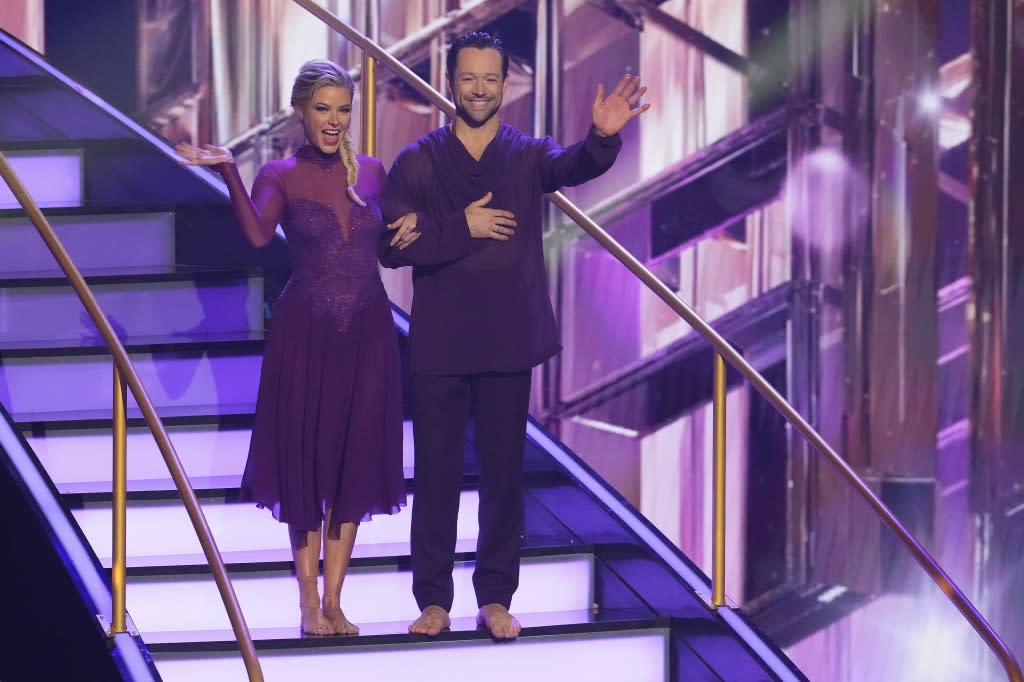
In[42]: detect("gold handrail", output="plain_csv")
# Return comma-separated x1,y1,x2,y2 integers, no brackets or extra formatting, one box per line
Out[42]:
0,152,264,682
290,2,1023,679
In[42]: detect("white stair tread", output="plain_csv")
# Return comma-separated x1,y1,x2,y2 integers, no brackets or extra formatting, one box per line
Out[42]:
113,538,481,568
0,275,262,346
31,427,252,487
72,488,474,566
0,211,174,276
152,629,667,682
0,150,82,209
142,608,645,644
128,553,592,634
1,351,262,422
31,422,415,492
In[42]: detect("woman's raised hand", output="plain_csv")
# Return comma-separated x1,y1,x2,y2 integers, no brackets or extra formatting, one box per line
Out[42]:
176,142,234,167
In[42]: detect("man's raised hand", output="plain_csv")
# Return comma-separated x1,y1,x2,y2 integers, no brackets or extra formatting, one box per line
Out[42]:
464,192,516,241
592,74,650,138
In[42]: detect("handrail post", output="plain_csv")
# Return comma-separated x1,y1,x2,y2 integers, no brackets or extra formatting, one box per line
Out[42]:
360,53,377,156
110,361,128,635
360,0,379,157
711,352,727,608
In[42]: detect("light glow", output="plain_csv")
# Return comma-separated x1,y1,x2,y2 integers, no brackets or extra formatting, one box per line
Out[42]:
919,90,942,116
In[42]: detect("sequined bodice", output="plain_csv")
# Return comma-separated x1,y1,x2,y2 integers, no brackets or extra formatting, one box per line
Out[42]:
270,146,387,324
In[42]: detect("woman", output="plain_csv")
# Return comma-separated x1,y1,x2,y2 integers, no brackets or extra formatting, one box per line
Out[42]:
177,60,416,636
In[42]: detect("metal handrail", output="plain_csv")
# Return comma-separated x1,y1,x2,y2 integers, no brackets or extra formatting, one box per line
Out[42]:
290,2,1023,679
0,152,264,682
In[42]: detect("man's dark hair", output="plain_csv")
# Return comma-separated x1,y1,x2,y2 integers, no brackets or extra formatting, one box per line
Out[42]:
446,31,509,83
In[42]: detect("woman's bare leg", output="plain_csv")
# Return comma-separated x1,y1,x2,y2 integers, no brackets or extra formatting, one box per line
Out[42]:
322,508,360,635
290,524,332,635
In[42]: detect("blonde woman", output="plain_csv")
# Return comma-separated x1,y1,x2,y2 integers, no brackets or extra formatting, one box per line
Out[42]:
177,60,415,636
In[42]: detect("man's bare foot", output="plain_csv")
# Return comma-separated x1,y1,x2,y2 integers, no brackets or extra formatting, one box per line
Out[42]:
409,605,451,636
322,602,359,635
477,603,521,640
300,605,333,635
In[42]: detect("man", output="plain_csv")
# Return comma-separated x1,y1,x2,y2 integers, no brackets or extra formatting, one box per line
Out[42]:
380,31,649,639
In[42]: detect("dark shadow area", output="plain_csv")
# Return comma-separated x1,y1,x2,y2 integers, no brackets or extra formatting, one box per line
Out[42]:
0,404,142,682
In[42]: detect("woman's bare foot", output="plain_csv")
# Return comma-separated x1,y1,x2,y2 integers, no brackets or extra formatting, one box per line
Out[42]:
477,603,521,640
300,604,333,635
408,605,451,636
322,601,360,635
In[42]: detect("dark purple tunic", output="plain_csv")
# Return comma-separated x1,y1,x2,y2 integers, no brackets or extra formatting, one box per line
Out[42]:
224,145,406,533
379,124,622,375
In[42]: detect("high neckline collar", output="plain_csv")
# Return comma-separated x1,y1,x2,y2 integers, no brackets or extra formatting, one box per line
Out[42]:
296,143,343,171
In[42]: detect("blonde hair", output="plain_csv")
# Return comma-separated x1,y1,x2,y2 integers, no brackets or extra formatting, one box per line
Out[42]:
291,59,365,207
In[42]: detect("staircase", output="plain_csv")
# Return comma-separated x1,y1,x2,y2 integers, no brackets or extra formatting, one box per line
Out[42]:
0,27,803,682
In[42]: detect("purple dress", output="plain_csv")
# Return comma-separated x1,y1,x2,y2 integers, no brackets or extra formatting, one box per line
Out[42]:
223,145,406,533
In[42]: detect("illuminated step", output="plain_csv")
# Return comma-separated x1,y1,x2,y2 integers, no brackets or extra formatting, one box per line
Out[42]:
0,345,262,423
0,149,82,209
0,272,263,347
0,211,175,277
151,630,667,682
125,552,594,635
30,425,251,490
71,489,475,567
31,422,415,495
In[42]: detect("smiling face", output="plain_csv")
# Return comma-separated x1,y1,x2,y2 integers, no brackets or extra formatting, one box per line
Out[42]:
297,85,352,154
447,47,509,128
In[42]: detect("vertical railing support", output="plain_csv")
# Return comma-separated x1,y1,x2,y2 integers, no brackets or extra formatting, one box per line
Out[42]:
360,53,377,156
360,0,379,156
110,361,128,634
712,352,727,608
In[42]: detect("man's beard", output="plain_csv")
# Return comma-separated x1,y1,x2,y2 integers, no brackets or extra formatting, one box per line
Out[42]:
456,95,501,128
